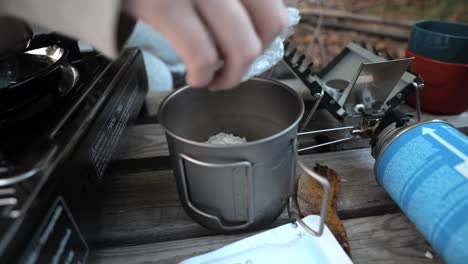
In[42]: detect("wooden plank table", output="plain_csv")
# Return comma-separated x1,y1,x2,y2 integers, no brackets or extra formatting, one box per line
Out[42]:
91,89,467,263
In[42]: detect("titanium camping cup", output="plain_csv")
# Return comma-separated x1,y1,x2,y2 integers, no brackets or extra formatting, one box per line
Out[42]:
159,78,330,234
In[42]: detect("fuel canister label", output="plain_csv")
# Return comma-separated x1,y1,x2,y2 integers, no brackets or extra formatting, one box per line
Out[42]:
20,197,88,264
376,122,468,263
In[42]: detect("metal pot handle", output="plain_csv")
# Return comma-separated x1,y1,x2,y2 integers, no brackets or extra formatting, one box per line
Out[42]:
288,139,331,237
57,62,80,96
177,153,255,231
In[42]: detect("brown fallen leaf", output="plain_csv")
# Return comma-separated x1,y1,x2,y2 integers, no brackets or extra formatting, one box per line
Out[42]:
297,163,352,257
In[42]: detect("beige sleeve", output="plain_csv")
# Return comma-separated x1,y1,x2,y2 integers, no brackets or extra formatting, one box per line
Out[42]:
0,0,123,58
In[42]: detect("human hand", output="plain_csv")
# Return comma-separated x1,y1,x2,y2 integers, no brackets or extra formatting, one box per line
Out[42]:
123,0,299,91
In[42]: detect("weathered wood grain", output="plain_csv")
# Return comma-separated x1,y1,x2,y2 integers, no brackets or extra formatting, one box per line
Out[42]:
93,213,441,264
95,170,210,247
115,106,468,162
95,170,290,247
114,124,169,161
95,85,465,263
344,214,441,264
98,147,396,247
299,148,398,219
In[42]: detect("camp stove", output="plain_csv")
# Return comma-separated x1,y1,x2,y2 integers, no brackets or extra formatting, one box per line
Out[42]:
0,34,148,263
282,41,468,264
282,41,424,151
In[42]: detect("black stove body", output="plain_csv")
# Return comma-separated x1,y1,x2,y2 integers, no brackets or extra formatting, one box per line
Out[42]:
0,36,148,263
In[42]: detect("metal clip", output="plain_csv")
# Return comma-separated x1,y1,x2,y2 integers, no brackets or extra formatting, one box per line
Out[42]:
177,153,255,231
299,89,325,132
287,159,330,236
297,126,359,153
412,81,424,122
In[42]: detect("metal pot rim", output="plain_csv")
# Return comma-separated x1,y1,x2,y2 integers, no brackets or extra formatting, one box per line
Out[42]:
158,78,305,149
1,45,68,91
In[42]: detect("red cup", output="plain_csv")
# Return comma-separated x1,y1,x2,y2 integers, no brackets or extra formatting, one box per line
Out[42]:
405,49,468,114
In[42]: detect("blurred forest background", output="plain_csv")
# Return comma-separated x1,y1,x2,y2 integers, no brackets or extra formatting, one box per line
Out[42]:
287,0,467,72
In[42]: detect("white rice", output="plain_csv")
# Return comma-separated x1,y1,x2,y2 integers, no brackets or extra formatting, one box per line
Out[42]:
206,133,247,145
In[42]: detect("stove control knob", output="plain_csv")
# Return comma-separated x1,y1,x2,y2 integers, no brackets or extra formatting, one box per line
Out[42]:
0,187,20,218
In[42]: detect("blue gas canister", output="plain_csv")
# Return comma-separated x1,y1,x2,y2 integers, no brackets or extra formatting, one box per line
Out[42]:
372,120,468,264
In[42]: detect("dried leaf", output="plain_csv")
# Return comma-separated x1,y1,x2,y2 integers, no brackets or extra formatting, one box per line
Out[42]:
297,163,352,256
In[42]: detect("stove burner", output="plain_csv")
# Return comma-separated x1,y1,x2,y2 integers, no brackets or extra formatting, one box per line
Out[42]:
283,40,423,126
0,42,86,133
283,40,424,152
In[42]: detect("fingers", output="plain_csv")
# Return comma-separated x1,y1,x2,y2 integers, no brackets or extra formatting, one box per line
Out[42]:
127,1,219,88
241,0,288,50
195,0,262,90
123,0,293,91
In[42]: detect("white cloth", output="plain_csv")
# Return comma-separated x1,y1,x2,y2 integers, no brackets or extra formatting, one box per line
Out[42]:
124,21,185,91
125,21,186,74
